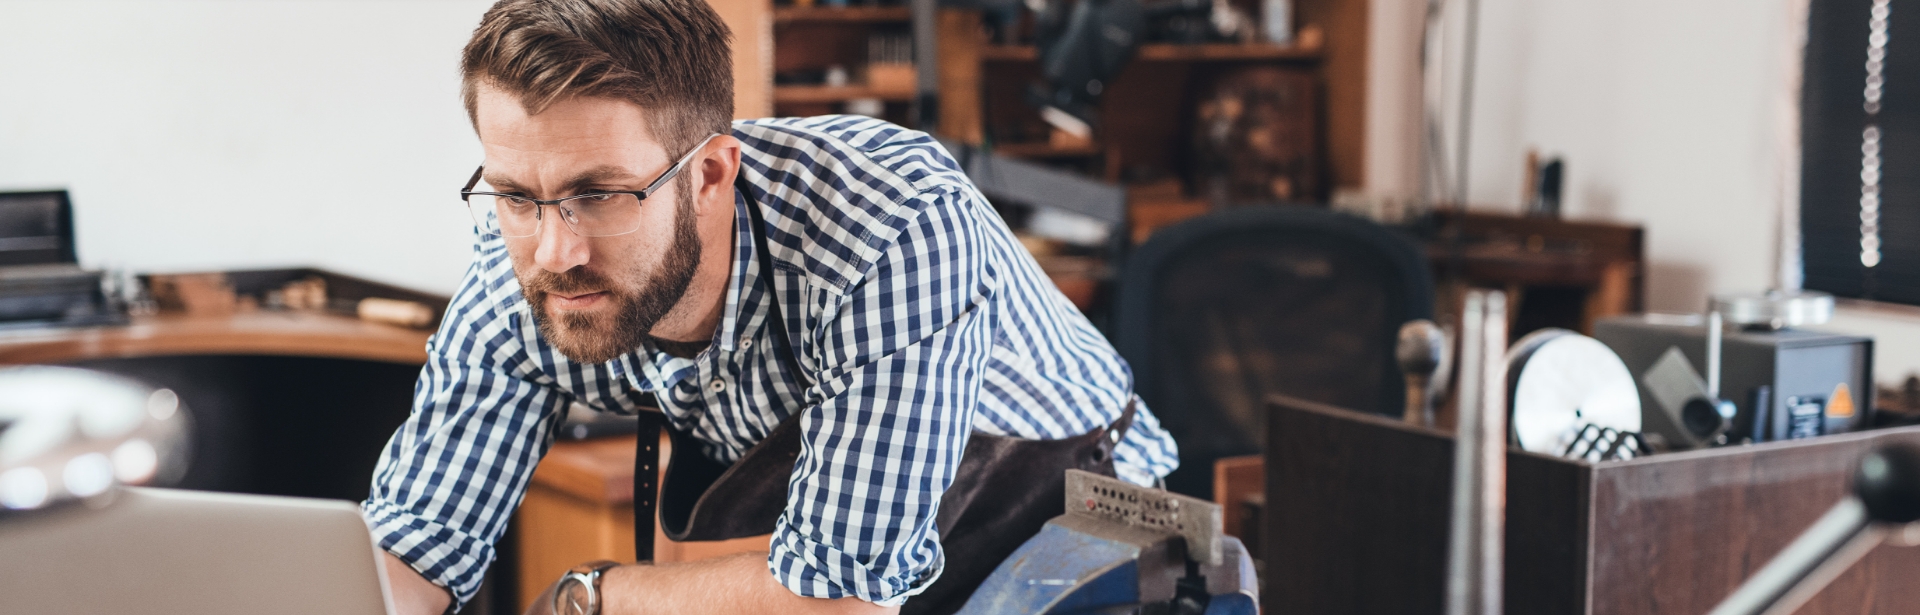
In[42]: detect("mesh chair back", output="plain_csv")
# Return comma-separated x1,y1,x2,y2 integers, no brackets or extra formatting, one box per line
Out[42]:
1116,207,1434,497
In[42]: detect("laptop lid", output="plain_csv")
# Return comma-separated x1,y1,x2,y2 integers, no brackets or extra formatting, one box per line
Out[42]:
0,487,394,615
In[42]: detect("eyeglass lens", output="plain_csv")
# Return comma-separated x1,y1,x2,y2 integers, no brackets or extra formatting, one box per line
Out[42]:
467,193,645,238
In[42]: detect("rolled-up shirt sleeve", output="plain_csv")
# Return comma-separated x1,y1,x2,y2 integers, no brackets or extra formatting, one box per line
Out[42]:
767,186,1002,604
362,251,567,610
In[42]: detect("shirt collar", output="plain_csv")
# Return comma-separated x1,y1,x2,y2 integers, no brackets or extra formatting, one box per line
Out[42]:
713,183,759,354
617,184,761,393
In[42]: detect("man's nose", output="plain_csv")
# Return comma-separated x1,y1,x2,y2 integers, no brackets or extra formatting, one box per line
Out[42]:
532,207,589,273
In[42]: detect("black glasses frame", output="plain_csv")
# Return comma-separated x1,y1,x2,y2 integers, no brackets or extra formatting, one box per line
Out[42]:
457,133,720,237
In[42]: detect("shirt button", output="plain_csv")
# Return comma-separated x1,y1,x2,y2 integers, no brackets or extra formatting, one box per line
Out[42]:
709,378,727,393
739,339,753,350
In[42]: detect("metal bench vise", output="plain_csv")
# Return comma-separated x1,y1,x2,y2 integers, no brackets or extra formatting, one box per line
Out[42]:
956,470,1259,614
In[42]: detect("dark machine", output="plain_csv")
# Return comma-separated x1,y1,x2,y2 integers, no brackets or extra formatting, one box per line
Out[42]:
1594,291,1872,450
0,190,119,327
1025,0,1214,136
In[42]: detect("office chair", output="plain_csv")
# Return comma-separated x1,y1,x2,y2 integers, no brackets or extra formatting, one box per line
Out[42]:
1115,206,1434,498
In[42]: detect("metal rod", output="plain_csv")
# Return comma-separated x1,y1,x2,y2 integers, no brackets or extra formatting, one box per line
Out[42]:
1706,310,1724,400
1451,0,1483,207
1447,290,1506,615
1706,498,1880,615
909,0,940,129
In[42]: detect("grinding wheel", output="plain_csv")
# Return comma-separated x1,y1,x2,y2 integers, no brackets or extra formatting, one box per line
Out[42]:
1505,328,1642,459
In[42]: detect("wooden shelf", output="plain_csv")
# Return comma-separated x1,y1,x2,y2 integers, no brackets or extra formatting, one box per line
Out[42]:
982,42,1321,62
774,84,914,104
0,310,432,366
993,142,1104,159
773,6,911,24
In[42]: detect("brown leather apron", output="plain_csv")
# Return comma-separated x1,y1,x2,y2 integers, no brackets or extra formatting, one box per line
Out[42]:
627,182,1137,615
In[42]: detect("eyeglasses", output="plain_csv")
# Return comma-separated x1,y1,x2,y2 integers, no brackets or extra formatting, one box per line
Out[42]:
459,133,721,238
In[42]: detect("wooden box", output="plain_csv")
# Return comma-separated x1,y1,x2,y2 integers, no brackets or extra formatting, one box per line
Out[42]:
1262,395,1920,615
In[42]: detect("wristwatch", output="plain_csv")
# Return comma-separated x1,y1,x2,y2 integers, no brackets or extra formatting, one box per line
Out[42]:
553,560,622,615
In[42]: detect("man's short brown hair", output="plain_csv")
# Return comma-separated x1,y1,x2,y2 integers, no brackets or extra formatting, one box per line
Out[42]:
460,0,734,155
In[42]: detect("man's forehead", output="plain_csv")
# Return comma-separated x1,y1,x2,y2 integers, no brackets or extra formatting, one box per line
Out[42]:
472,84,668,188
472,83,663,151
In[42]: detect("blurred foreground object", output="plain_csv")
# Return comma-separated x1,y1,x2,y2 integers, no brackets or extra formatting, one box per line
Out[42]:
1708,443,1920,615
0,366,189,512
0,487,389,615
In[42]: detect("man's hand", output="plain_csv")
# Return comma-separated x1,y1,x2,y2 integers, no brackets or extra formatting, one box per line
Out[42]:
382,551,454,615
588,552,896,615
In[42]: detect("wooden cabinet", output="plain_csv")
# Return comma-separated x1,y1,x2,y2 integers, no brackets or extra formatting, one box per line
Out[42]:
516,434,771,613
1264,395,1920,615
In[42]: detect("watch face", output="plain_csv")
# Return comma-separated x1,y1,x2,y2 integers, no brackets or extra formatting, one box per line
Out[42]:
557,576,595,615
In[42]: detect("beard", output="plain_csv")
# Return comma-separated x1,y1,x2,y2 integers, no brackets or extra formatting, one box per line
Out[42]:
518,175,702,364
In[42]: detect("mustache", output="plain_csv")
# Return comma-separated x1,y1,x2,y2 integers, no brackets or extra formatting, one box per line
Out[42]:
522,267,613,297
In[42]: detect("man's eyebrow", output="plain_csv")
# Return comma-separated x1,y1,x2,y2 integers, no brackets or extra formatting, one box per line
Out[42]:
478,166,642,196
559,166,642,193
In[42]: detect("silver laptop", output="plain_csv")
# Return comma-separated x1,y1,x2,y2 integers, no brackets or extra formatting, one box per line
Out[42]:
0,487,394,614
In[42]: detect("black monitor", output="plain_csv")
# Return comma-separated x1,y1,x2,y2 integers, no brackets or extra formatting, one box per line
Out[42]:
0,190,77,267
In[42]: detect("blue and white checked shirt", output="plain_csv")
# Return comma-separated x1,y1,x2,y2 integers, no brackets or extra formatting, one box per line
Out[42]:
363,115,1178,609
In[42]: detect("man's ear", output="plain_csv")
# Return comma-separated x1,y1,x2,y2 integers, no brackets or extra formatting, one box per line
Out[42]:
695,135,743,209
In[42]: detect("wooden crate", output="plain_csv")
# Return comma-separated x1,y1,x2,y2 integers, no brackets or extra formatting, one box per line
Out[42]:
1263,395,1920,615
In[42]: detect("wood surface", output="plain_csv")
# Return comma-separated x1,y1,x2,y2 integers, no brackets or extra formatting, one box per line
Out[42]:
518,433,772,613
1293,0,1369,191
1264,394,1920,615
773,84,916,104
1213,454,1264,548
1265,395,1454,615
979,42,1322,63
773,6,910,24
1589,428,1920,615
712,0,774,118
936,8,984,144
0,310,431,365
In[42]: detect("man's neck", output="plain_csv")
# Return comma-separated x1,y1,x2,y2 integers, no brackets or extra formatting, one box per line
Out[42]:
645,186,738,349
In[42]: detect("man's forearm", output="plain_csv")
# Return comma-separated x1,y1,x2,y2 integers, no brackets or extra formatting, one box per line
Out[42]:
383,551,454,615
602,552,897,615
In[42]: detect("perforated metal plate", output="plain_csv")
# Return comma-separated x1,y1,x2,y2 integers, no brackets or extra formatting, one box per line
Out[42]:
1063,469,1223,565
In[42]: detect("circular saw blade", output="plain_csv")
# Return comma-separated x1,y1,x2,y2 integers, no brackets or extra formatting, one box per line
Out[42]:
1506,329,1641,457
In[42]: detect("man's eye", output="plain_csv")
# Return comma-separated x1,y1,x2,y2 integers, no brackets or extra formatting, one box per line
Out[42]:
581,193,618,203
504,195,536,206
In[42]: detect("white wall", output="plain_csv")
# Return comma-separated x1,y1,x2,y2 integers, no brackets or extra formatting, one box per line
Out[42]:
1364,0,1920,383
0,1,496,295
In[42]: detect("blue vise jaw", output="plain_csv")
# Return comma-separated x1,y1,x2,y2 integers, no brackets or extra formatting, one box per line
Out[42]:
956,470,1260,615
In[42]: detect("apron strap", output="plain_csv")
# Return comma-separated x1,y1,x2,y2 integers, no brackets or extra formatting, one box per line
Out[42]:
635,175,810,560
631,409,666,562
740,175,814,391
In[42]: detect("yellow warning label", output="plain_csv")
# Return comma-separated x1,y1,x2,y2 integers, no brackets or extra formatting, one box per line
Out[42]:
1829,383,1856,418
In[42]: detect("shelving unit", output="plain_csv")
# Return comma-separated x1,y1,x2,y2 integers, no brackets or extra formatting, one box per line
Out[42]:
772,6,910,23
767,4,917,124
772,84,914,104
979,42,1321,63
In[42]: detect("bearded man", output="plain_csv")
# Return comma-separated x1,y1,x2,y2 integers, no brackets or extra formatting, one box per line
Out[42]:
362,1,1177,613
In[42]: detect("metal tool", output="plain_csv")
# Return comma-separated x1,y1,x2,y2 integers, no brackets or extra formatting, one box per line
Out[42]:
957,470,1258,615
1596,311,1871,447
1711,290,1835,331
1707,443,1920,615
1504,328,1643,462
1447,290,1506,615
0,366,190,513
1399,319,1448,427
